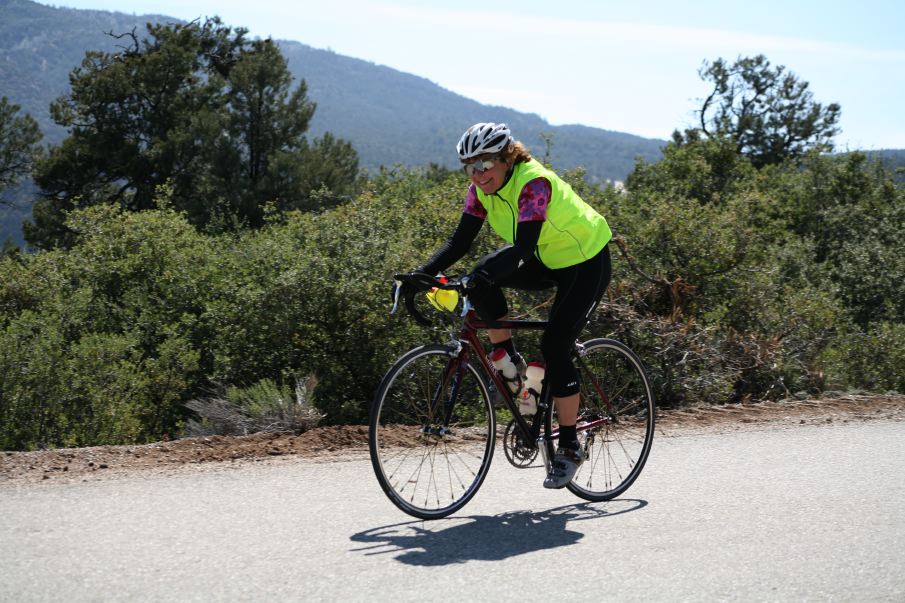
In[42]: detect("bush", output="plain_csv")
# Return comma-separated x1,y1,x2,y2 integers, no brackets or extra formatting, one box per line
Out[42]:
0,204,204,449
768,152,905,326
1,155,902,450
607,142,904,407
184,376,322,436
827,322,905,393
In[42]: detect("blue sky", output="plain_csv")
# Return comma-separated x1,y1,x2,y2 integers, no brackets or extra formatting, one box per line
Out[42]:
49,0,905,149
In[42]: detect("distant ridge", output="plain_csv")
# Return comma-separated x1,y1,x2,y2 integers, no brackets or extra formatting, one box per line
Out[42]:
278,42,665,180
3,1,900,246
1,0,665,183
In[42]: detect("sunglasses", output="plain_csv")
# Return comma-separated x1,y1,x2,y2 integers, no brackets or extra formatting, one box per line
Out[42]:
463,158,497,178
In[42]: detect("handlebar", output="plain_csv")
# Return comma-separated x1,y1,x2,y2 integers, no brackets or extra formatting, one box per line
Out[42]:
394,272,468,291
392,272,472,327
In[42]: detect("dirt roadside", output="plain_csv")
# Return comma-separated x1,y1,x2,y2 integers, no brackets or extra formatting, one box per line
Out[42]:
2,394,904,484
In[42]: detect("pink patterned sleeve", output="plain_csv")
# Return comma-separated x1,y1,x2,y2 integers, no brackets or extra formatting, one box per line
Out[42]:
463,183,487,219
518,177,551,222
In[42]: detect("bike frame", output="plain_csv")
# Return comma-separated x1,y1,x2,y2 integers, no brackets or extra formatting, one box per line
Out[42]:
445,308,616,462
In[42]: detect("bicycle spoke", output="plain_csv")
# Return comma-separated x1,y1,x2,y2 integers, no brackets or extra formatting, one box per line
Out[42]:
557,339,655,502
370,346,495,519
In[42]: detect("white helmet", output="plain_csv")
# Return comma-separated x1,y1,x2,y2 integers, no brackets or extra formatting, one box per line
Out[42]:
456,122,512,160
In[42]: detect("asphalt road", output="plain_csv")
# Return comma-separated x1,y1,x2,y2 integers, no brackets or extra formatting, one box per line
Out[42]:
2,421,904,602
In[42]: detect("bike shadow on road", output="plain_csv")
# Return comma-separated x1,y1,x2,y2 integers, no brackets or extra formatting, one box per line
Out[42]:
349,499,646,566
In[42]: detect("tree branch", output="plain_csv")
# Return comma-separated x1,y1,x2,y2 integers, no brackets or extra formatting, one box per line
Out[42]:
105,27,140,55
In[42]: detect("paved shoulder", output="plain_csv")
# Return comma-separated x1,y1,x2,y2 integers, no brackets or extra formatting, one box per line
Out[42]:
1,421,904,601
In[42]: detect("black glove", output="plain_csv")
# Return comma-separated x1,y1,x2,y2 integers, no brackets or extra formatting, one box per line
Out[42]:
391,271,433,303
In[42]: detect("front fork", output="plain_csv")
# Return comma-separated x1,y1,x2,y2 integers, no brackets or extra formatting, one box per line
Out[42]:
423,346,467,435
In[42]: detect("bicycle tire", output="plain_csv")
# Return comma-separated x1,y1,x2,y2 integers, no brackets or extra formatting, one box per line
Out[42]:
369,344,496,520
545,338,655,501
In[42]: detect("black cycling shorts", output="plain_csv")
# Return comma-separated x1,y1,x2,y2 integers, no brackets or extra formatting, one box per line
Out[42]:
468,244,612,397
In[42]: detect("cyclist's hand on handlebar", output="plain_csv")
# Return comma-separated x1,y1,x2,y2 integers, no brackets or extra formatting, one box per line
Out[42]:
392,271,434,296
391,271,433,313
390,271,439,325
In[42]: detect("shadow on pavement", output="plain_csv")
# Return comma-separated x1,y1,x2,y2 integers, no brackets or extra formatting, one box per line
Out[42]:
349,499,646,566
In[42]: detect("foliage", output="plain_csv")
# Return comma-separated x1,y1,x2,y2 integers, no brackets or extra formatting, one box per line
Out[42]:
26,17,358,248
867,150,905,183
1,14,903,450
1,151,903,449
0,202,203,449
681,54,841,168
184,376,323,436
0,168,472,448
0,0,664,217
613,135,903,406
0,96,42,198
627,132,757,204
829,322,905,393
766,152,905,326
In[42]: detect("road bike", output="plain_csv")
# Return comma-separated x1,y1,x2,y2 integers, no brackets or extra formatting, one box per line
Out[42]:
368,272,655,520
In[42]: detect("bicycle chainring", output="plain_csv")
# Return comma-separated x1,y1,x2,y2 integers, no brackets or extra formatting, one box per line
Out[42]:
502,418,538,468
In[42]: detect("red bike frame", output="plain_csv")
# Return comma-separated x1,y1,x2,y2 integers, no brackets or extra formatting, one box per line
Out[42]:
451,308,615,451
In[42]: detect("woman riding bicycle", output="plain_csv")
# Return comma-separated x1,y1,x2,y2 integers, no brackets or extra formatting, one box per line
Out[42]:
403,122,613,489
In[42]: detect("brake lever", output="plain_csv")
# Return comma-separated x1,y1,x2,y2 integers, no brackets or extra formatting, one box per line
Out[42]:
391,279,402,314
460,295,472,317
455,275,473,317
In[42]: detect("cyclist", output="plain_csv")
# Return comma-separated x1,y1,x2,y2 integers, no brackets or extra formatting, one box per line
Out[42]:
404,122,613,489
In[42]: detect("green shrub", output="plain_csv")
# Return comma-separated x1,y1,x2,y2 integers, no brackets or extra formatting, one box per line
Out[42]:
1,156,902,450
827,322,905,393
184,376,322,436
0,204,206,448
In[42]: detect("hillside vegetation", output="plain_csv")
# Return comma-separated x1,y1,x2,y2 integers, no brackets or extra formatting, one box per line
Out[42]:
0,0,665,245
0,9,902,451
0,0,664,177
2,147,903,449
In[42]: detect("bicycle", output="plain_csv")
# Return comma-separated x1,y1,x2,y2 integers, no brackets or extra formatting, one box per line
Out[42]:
368,272,655,520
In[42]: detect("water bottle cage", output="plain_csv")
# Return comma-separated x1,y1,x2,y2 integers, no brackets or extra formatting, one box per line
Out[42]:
497,371,522,392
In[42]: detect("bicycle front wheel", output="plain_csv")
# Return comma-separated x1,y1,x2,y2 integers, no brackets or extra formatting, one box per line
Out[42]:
550,338,655,501
369,344,496,520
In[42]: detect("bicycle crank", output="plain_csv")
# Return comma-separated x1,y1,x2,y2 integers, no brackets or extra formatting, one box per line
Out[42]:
502,419,538,468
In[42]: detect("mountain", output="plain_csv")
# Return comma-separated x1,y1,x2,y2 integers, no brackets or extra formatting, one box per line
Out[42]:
4,1,898,247
0,0,672,244
870,149,905,182
1,1,665,176
0,0,173,143
278,42,664,180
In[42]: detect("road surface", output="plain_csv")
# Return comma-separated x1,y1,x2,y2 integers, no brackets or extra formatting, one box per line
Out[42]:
2,420,904,601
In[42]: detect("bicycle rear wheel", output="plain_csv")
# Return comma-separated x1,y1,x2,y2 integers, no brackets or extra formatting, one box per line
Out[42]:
548,338,655,501
369,344,496,520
